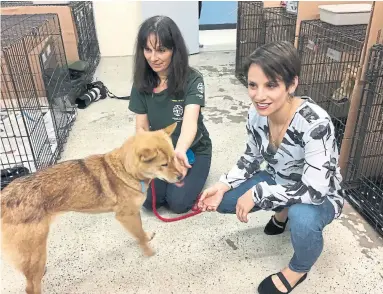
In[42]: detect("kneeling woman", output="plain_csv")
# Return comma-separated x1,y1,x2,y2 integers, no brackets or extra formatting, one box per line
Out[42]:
129,16,212,214
199,41,344,293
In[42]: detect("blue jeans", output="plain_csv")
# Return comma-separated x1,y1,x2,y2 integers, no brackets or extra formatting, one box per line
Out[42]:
217,171,335,273
144,155,211,214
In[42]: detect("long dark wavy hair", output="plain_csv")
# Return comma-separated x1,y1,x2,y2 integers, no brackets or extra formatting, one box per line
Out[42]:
133,15,189,98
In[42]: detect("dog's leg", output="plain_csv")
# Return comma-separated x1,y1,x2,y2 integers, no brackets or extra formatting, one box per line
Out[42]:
115,210,155,257
2,220,49,294
24,240,48,294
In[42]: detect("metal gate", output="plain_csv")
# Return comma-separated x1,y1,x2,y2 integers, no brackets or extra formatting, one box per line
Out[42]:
344,44,383,236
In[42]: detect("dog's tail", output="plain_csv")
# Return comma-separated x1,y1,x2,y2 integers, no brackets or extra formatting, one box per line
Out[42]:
1,217,50,294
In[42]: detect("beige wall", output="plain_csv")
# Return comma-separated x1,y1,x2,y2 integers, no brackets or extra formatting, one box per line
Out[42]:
93,1,142,57
264,1,283,8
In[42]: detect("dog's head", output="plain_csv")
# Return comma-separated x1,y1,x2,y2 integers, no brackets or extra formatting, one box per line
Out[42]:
123,123,185,184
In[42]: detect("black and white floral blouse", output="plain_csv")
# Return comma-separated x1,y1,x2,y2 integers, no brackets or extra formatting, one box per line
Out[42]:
219,97,344,218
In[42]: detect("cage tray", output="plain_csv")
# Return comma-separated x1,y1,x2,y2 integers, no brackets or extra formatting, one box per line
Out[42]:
319,4,372,26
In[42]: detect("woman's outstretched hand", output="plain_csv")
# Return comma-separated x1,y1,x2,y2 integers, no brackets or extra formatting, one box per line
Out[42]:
198,182,230,212
236,189,255,223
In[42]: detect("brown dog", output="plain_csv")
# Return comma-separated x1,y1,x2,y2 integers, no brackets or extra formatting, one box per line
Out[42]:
1,122,184,294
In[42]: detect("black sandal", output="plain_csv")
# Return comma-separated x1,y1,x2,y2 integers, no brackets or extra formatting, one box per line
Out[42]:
264,216,289,235
258,272,307,294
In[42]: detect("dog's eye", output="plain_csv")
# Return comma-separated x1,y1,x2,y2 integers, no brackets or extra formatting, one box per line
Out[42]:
161,163,168,167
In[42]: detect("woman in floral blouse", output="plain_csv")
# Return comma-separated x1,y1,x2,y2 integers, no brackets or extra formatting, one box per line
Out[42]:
198,41,344,294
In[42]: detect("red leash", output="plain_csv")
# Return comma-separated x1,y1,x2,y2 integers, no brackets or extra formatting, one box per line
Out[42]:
151,181,202,222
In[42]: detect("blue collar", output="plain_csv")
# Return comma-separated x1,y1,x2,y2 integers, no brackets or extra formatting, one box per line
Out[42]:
140,181,146,193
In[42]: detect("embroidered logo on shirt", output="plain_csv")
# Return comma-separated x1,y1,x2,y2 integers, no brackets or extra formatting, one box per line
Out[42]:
173,104,183,117
197,82,204,94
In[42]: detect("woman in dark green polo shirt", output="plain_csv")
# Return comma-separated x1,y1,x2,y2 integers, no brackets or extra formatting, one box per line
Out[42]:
128,15,212,214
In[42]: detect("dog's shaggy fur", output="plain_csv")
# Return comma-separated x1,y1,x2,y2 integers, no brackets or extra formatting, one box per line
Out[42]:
1,123,183,294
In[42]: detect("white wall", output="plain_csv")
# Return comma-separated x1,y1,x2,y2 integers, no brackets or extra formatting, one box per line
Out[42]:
141,1,200,54
93,1,142,57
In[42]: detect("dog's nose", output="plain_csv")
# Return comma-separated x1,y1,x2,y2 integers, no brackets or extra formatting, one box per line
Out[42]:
177,175,183,181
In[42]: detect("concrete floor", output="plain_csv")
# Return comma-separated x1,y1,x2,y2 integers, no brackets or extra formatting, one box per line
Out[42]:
1,51,383,294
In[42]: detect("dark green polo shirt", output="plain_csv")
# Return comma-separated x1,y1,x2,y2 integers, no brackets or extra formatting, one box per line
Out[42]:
128,67,212,156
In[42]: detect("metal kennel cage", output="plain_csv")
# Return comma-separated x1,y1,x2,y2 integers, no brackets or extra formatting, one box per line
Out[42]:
343,44,383,236
296,20,368,150
1,13,76,188
263,7,297,45
235,2,298,86
69,1,100,81
1,1,101,84
235,1,265,85
0,1,34,6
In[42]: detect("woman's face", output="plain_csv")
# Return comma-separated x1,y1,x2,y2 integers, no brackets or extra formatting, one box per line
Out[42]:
144,33,173,75
247,63,297,116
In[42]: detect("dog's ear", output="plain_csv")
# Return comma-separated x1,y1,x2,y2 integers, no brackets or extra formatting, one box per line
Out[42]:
163,122,177,136
138,148,158,163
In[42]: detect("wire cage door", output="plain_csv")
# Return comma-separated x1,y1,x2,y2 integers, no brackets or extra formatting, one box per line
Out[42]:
263,7,297,45
235,2,298,86
1,13,76,189
38,34,76,153
344,44,383,236
69,1,100,81
296,20,367,150
235,1,265,86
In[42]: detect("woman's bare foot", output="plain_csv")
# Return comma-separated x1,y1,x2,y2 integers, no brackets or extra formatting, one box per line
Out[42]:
271,267,306,293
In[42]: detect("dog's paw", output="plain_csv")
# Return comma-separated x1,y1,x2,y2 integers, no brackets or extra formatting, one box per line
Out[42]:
143,245,155,257
146,232,155,241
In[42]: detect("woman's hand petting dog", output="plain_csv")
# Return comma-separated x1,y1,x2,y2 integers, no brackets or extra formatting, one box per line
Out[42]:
173,153,188,187
236,189,255,223
175,150,192,169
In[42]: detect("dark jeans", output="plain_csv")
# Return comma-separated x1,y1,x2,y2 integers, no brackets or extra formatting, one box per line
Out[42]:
217,171,335,272
143,154,211,214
